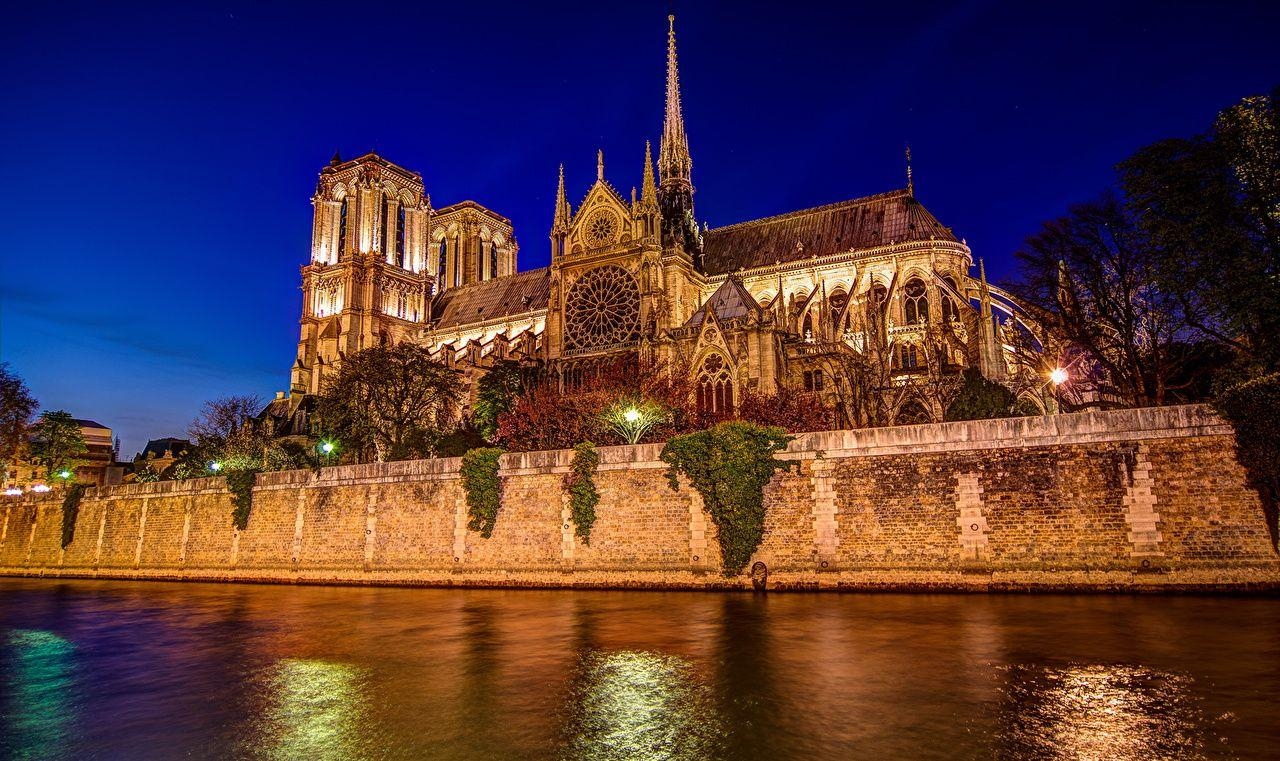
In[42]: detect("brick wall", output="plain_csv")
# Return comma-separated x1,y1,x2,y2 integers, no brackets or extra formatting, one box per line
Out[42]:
1,405,1275,591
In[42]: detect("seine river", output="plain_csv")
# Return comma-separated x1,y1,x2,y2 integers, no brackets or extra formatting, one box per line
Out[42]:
1,580,1277,760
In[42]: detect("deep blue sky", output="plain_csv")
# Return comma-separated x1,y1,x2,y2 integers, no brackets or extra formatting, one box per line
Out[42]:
2,1,1277,456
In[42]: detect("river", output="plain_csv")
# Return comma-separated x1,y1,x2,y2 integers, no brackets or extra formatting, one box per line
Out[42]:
0,580,1277,759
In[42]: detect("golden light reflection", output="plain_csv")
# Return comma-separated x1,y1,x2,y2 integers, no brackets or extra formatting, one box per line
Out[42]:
998,664,1209,760
564,650,724,761
259,658,369,761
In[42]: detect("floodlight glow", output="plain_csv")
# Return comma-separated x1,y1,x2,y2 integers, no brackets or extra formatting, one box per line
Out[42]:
57,470,71,479
623,408,641,424
320,442,335,454
1050,368,1069,386
30,484,52,493
4,488,22,496
210,462,222,472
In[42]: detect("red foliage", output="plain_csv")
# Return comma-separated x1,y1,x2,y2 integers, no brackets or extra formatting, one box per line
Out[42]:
495,355,700,451
735,388,837,433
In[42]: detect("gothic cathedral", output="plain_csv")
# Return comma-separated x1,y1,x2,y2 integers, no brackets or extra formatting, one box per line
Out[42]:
290,16,1032,426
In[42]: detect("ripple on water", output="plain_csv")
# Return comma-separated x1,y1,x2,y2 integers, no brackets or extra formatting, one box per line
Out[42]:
994,663,1223,761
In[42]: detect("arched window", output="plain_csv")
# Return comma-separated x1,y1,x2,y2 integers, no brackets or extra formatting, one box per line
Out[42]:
942,276,960,322
696,354,735,416
490,244,499,279
338,199,349,257
904,278,928,324
900,343,922,370
396,205,407,265
829,290,848,334
803,369,825,392
801,311,814,341
437,239,448,288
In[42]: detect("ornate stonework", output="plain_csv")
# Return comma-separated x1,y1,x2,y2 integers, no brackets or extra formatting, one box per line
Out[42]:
290,14,1038,424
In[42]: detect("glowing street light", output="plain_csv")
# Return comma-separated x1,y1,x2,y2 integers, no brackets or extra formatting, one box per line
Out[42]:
623,408,641,424
319,441,336,455
3,488,22,496
603,399,665,445
210,462,223,472
57,470,72,480
1049,367,1069,386
30,484,51,493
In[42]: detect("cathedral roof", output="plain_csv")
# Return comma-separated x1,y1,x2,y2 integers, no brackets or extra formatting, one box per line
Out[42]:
701,189,958,275
430,267,551,329
684,277,763,328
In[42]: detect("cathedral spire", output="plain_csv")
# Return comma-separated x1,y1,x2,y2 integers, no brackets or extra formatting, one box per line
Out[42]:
905,144,914,196
659,14,692,191
553,164,570,232
641,140,658,207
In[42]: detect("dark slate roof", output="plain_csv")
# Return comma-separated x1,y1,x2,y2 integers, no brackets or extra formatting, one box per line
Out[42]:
431,267,551,329
72,419,109,430
140,438,190,458
685,277,764,328
702,189,958,275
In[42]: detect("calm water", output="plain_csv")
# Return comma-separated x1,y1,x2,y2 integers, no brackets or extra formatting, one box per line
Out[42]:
1,581,1278,760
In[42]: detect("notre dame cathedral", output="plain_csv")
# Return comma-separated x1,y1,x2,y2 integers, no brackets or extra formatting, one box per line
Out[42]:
288,16,1034,427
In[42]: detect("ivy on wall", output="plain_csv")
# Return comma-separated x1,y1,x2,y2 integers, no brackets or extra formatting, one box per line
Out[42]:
566,442,600,544
462,447,505,538
60,483,85,549
1216,373,1280,548
660,421,794,575
226,470,259,531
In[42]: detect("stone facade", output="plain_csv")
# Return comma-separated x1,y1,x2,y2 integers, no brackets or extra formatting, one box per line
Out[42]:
288,15,1041,425
1,406,1275,591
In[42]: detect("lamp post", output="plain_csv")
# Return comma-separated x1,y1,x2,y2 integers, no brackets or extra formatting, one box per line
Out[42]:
318,440,337,466
1044,367,1069,418
210,461,222,473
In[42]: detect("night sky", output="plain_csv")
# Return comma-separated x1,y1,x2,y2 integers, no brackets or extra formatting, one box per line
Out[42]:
3,1,1277,456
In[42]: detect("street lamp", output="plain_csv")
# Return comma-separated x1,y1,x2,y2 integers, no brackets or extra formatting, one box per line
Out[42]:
3,488,22,497
623,408,641,424
209,461,222,472
1050,367,1069,386
57,470,72,481
318,440,337,466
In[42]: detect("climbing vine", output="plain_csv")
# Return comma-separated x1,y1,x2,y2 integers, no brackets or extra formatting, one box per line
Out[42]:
660,421,794,575
566,442,600,544
462,447,505,538
226,470,259,531
60,483,85,549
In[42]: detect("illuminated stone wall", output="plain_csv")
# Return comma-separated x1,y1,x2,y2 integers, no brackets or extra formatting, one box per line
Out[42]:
1,405,1276,591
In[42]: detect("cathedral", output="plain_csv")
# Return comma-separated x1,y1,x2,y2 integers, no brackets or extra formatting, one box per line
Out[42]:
289,16,1033,427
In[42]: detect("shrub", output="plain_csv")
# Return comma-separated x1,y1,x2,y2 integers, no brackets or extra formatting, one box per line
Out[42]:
945,368,1025,421
61,483,85,548
566,442,600,544
660,421,794,575
461,447,505,538
1215,373,1280,548
736,387,837,432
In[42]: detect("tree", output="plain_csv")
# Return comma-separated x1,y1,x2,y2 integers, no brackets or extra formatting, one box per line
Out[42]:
316,343,464,462
30,411,87,481
472,360,544,441
1010,193,1199,407
1120,87,1280,374
188,395,263,453
0,363,38,484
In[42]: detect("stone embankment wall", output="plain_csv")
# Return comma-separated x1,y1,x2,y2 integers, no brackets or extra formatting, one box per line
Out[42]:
1,405,1276,591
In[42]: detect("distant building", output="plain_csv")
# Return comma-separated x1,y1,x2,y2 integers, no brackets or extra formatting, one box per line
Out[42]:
132,437,192,480
7,418,118,490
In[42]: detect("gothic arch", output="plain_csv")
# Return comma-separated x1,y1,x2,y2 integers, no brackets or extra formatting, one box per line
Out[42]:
695,351,735,416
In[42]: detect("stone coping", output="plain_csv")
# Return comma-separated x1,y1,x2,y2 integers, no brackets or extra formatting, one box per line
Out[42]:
44,404,1226,499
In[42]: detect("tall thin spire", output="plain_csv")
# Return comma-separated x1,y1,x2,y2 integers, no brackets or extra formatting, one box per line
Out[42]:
553,164,570,231
597,149,605,181
905,144,914,196
641,140,657,206
659,14,692,190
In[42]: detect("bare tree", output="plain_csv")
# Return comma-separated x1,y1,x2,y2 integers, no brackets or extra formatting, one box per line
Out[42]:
188,395,264,452
0,363,38,484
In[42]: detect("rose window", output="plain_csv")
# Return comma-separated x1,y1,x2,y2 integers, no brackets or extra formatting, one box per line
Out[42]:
564,265,641,351
584,210,619,247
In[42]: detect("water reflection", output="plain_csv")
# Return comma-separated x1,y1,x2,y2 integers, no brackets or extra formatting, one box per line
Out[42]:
1,629,78,761
563,650,723,760
996,664,1210,760
253,658,370,761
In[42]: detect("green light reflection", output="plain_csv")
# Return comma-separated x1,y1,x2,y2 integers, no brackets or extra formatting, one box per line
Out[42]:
4,629,78,761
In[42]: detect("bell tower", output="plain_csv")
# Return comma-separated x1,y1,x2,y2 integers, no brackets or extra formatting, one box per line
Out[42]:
291,152,434,395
